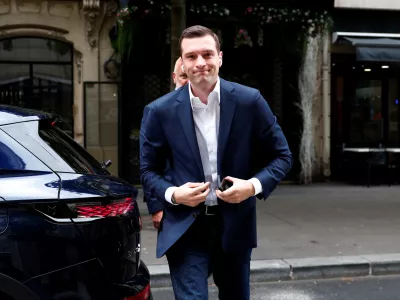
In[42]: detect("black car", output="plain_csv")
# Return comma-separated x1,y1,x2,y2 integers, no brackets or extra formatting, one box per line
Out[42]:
0,105,152,300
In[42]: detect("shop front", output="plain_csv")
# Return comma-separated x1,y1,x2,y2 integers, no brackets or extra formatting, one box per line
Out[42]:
330,8,400,184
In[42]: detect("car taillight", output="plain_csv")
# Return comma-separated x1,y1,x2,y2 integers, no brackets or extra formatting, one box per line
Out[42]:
32,197,135,223
69,197,134,218
124,283,151,300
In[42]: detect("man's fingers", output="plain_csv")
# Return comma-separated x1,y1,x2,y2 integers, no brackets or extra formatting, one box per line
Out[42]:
190,182,210,195
192,187,209,201
224,176,236,182
216,189,240,203
185,182,203,188
219,186,236,197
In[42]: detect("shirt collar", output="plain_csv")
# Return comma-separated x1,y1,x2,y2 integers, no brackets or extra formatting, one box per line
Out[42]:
188,77,220,109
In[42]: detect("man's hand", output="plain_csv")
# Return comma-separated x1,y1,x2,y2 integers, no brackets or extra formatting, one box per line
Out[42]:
173,182,210,207
151,210,163,230
216,176,255,203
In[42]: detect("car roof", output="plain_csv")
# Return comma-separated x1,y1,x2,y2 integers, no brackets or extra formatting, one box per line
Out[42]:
0,105,55,126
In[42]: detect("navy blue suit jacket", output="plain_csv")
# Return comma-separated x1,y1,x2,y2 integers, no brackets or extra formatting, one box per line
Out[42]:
140,78,292,258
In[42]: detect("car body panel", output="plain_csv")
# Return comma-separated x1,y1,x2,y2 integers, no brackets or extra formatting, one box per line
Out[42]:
0,105,150,300
0,105,52,126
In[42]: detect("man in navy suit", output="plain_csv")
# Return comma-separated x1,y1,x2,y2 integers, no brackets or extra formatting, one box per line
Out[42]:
140,25,292,300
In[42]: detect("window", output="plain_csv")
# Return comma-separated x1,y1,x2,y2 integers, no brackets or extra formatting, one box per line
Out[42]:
350,79,383,145
38,121,109,175
2,121,109,175
332,56,400,147
0,129,49,172
0,37,73,136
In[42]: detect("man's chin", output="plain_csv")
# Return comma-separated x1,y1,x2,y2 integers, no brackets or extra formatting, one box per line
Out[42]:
192,76,214,85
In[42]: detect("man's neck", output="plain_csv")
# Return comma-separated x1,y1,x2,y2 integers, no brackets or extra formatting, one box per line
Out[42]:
190,81,217,104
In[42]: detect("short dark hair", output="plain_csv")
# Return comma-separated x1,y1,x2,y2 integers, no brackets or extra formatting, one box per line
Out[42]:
179,25,220,55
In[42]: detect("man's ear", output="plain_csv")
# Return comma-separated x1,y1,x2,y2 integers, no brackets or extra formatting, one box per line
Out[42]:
172,72,177,83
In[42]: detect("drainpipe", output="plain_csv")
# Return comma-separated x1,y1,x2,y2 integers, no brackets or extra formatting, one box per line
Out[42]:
322,30,331,178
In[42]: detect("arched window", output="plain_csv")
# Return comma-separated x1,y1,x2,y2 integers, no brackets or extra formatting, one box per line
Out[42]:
0,37,73,135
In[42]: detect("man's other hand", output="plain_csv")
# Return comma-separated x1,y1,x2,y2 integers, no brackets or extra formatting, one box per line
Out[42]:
173,182,210,207
216,176,254,203
151,210,163,229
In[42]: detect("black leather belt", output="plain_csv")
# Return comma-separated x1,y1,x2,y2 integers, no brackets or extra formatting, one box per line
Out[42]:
201,205,219,216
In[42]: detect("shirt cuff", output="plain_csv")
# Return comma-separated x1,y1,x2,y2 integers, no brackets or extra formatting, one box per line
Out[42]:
165,186,179,205
248,178,263,196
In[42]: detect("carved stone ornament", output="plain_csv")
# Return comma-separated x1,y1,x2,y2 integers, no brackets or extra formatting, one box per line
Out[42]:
83,0,100,49
74,50,83,84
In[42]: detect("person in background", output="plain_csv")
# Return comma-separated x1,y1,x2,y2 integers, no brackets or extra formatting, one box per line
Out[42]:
172,57,188,89
148,57,189,230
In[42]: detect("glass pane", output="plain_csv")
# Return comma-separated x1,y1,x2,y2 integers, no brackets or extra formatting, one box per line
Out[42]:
0,38,71,62
0,64,29,107
2,121,108,175
0,129,50,172
388,78,400,145
350,79,383,146
32,64,73,135
38,121,108,175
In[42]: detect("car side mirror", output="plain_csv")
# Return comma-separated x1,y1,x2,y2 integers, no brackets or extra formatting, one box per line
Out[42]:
102,160,112,169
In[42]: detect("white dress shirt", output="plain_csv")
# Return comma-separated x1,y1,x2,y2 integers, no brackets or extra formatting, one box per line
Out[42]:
165,77,262,206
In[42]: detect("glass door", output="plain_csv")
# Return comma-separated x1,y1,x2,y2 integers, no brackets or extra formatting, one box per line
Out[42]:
349,78,383,147
387,78,400,146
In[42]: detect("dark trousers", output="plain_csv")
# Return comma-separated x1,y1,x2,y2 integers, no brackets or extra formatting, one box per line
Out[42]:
165,208,252,300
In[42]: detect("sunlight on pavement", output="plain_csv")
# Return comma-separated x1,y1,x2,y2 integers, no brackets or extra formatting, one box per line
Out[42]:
263,289,315,300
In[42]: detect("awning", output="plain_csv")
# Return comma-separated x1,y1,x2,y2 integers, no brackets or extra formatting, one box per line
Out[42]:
335,34,400,62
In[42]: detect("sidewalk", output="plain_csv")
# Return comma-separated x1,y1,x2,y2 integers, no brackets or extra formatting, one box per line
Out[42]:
137,183,400,286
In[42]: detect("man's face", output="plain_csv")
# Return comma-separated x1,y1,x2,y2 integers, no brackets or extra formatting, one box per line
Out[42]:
173,59,188,89
181,35,222,88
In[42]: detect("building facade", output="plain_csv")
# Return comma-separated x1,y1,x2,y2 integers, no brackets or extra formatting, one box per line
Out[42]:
0,0,121,175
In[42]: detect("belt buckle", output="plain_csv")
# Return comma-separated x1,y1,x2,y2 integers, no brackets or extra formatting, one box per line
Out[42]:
205,206,215,216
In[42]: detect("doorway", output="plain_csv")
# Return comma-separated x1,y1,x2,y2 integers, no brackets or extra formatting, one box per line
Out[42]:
0,37,73,135
331,54,400,177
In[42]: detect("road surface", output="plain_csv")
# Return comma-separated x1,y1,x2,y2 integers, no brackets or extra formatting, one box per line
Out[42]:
151,275,400,299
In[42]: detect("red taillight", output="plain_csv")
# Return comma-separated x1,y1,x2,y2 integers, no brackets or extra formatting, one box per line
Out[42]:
75,197,133,218
32,197,135,223
124,283,150,300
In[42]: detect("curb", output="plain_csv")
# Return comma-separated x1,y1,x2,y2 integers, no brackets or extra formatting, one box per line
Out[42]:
147,253,400,288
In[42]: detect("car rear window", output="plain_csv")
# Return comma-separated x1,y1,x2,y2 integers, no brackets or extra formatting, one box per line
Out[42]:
0,129,50,172
2,120,109,175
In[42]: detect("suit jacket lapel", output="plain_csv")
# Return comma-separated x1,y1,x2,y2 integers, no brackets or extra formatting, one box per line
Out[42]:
217,79,236,172
176,85,204,177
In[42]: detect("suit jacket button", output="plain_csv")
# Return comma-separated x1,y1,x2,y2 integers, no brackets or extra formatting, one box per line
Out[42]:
192,213,197,218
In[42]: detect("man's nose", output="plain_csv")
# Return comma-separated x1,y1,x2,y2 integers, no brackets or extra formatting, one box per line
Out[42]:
195,56,206,67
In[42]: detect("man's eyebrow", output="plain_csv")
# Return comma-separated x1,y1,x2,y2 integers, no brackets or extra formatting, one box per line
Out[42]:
184,49,214,56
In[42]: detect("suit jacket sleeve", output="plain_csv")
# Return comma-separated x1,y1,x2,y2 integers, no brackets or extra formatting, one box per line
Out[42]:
252,90,293,200
140,103,173,214
143,184,164,215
